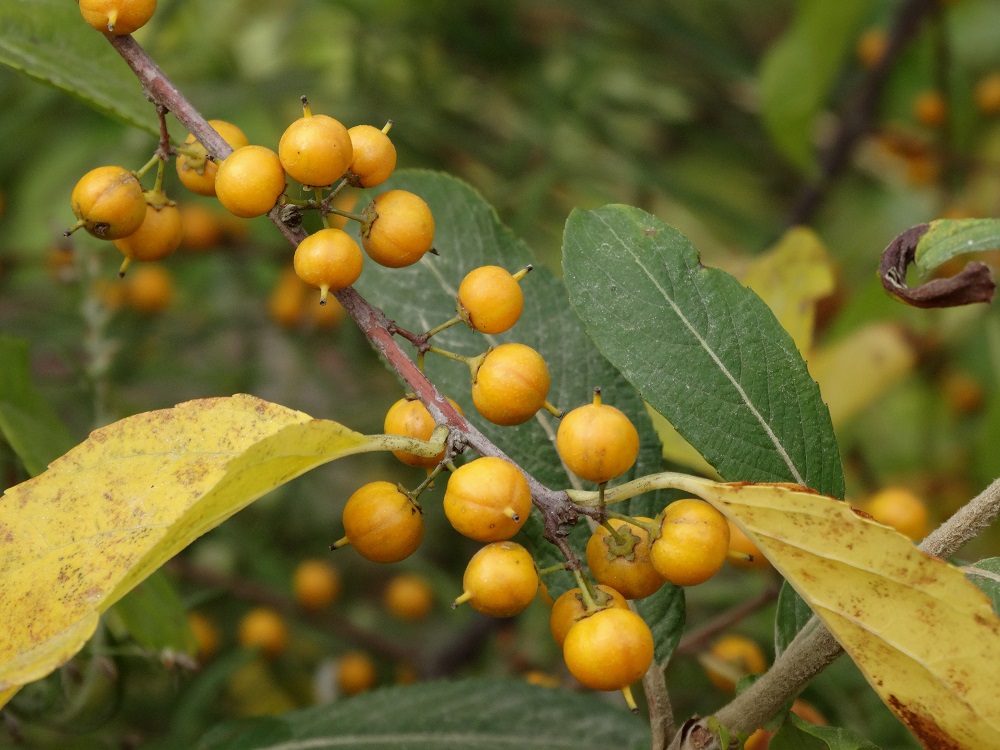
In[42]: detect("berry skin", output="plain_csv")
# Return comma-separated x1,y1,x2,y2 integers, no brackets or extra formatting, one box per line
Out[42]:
333,481,424,563
70,166,146,240
556,390,640,484
549,585,627,648
237,607,288,657
562,607,654,692
383,573,435,621
215,145,286,219
650,499,730,587
585,517,665,600
79,0,157,35
453,541,539,617
383,396,463,468
337,651,377,695
861,487,929,541
125,264,174,314
292,227,364,304
471,343,551,426
443,456,532,542
360,190,435,268
279,110,353,187
292,559,341,611
726,520,769,570
457,265,527,334
113,197,183,267
175,120,250,197
703,634,767,692
347,124,397,188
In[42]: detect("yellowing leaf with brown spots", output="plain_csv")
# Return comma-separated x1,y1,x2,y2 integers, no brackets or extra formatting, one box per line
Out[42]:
0,395,375,699
684,477,1000,749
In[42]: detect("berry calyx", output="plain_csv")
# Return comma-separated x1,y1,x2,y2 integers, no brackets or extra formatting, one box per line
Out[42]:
585,517,665,600
562,607,654,693
215,145,286,219
556,388,640,484
549,584,627,648
292,559,341,611
68,166,146,240
650,499,730,586
279,99,353,187
471,343,552,426
456,265,530,334
331,481,424,563
237,607,288,657
383,573,435,621
175,120,250,197
443,456,532,542
383,395,463,468
347,123,397,188
292,227,364,304
452,541,539,617
79,0,157,36
360,190,435,268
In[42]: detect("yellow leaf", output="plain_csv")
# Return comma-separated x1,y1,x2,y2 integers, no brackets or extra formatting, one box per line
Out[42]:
690,479,1000,749
741,227,836,355
808,322,916,428
0,395,376,698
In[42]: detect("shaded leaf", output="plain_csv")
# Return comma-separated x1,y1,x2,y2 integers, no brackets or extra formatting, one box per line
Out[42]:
646,406,720,478
774,581,814,658
771,713,881,750
0,335,76,477
879,223,995,308
106,570,195,654
758,0,870,172
677,477,1000,749
964,558,1000,616
350,172,669,596
195,678,650,750
0,0,157,134
635,583,685,664
0,395,376,698
914,218,1000,275
562,205,843,498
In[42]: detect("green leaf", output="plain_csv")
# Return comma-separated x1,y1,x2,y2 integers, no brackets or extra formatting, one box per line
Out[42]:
350,172,669,597
0,335,76,477
771,713,881,750
106,570,195,654
195,678,650,750
562,205,844,498
758,0,869,172
0,0,157,134
913,218,1000,275
964,558,1000,615
636,584,685,664
774,581,815,657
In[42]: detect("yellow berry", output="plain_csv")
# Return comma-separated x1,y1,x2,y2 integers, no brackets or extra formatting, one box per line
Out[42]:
279,111,353,187
348,124,397,188
237,607,288,657
337,651,377,695
457,265,526,334
454,541,538,617
113,198,182,265
471,343,551,426
975,72,1000,115
861,487,929,540
650,499,730,587
856,27,887,70
360,190,434,268
703,634,767,692
292,227,364,303
292,559,341,610
443,456,532,542
268,267,308,328
913,90,947,129
556,390,640,484
586,517,665,600
563,608,653,692
334,481,424,563
79,0,157,35
215,145,286,219
383,396,463,468
549,584,627,648
383,573,435,621
124,264,174,314
70,166,146,240
188,611,220,663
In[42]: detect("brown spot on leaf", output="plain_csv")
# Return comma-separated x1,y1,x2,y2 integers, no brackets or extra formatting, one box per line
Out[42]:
886,695,962,750
879,223,995,308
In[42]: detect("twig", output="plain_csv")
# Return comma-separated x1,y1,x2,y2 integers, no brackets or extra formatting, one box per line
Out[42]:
786,0,938,227
674,583,781,658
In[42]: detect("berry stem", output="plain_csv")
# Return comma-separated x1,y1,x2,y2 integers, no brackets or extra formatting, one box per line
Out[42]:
536,563,568,577
424,315,462,339
570,568,600,613
426,345,475,366
300,94,313,118
381,119,394,135
511,264,533,283
325,206,365,223
606,510,658,537
133,153,161,180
